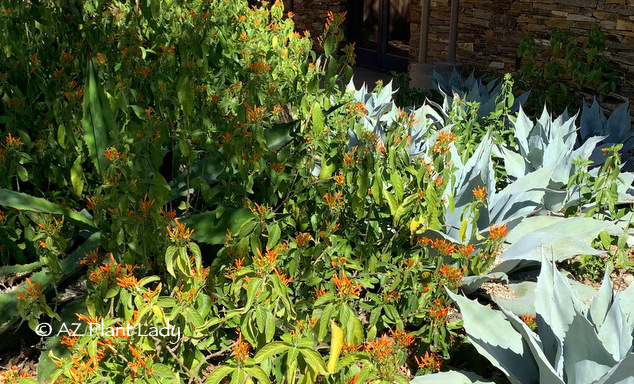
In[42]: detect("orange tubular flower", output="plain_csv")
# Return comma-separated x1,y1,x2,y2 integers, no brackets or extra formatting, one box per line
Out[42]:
166,219,194,241
333,271,362,298
364,334,394,359
294,232,312,247
233,331,251,363
324,192,343,209
415,351,443,372
473,186,487,202
390,327,414,348
429,239,456,256
489,223,509,241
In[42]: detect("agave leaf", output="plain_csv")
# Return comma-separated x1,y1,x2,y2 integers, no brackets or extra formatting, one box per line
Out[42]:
0,188,95,230
592,353,634,384
597,297,633,361
168,154,223,201
500,307,564,384
461,272,508,295
563,313,616,384
618,283,634,331
409,371,495,384
488,167,551,227
447,290,539,384
533,251,585,343
82,55,113,176
589,268,615,330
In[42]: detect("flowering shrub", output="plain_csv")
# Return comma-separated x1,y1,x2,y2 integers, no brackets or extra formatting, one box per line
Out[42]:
1,0,631,383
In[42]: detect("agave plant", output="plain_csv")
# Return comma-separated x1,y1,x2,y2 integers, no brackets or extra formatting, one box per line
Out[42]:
579,98,634,171
433,69,529,119
412,251,634,384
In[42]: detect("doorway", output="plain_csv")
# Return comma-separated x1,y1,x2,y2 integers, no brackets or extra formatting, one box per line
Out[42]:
348,0,410,72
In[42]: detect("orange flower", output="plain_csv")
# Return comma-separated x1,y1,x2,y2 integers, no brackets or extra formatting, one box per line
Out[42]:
314,287,327,298
96,52,107,65
232,331,250,362
294,232,312,247
457,244,475,257
473,186,487,202
489,223,509,241
390,327,414,348
364,334,393,359
245,103,267,123
273,268,293,286
429,239,456,256
116,274,139,290
429,299,450,321
434,176,444,187
415,350,443,372
324,192,343,209
166,219,194,241
3,133,23,148
333,271,362,298
254,245,281,268
432,131,456,155
161,206,177,221
138,193,155,214
438,264,465,288
80,249,102,266
520,312,537,331
16,278,43,301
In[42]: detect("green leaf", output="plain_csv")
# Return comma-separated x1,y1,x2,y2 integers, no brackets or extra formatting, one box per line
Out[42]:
311,103,324,134
82,55,113,176
0,189,95,230
183,209,254,244
254,342,290,362
244,366,271,384
205,365,235,384
267,223,281,249
178,76,195,116
70,156,84,196
152,363,176,378
299,348,327,375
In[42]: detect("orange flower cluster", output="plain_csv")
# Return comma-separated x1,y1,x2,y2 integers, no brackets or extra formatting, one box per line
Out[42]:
161,206,177,222
429,299,450,321
333,271,362,298
138,194,155,214
473,186,487,202
273,267,294,286
0,366,35,382
489,223,509,241
245,103,267,123
415,351,443,372
438,264,465,287
269,162,285,172
364,334,393,359
419,238,456,256
104,146,124,162
128,345,154,378
3,133,23,149
334,172,345,185
253,245,280,268
314,287,327,298
390,327,414,348
342,340,362,355
324,192,343,209
80,249,104,266
16,278,42,301
381,289,400,303
96,52,107,65
330,256,347,269
294,232,312,247
520,312,537,331
88,254,138,287
432,131,456,155
233,331,251,363
457,244,475,257
67,354,99,383
166,219,194,241
0,209,5,223
248,60,272,74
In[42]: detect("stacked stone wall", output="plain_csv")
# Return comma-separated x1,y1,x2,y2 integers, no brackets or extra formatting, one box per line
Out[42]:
410,0,634,112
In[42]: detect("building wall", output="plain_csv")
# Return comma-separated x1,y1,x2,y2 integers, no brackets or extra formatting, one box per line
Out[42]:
285,0,348,43
410,0,634,110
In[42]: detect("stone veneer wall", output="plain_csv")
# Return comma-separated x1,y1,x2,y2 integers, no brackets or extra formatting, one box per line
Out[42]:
285,0,348,48
410,0,634,111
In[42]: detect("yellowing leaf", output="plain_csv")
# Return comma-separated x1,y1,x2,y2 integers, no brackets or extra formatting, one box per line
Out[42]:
327,320,343,373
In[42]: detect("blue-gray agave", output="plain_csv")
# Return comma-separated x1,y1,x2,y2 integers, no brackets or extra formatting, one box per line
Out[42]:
412,251,634,384
433,69,529,118
579,99,634,171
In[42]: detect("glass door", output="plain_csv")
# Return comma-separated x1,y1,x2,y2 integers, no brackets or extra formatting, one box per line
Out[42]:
348,0,410,72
